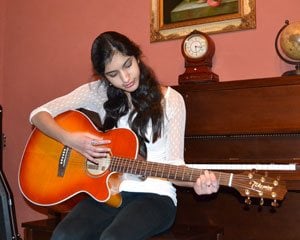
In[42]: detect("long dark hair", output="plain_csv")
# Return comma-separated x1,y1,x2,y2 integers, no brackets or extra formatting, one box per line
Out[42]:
91,31,164,158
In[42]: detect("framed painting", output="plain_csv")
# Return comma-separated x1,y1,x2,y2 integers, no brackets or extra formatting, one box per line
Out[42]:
150,0,256,42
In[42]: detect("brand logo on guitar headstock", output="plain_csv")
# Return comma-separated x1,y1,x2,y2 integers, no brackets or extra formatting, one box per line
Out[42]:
251,181,273,192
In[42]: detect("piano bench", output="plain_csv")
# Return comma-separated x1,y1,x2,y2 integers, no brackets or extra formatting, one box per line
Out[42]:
22,218,223,240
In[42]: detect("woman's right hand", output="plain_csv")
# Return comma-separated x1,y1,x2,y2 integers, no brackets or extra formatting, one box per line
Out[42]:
31,111,111,162
62,131,111,162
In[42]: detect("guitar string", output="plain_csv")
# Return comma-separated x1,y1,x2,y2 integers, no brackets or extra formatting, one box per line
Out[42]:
50,155,286,198
110,158,287,198
58,156,283,183
111,161,284,197
57,156,285,183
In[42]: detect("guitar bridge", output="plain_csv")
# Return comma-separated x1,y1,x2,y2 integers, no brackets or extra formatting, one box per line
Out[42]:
58,146,71,177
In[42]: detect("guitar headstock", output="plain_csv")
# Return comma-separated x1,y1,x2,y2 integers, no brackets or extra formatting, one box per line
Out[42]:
233,171,287,207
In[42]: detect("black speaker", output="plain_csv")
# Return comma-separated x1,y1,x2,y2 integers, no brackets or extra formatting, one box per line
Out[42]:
0,106,21,240
0,174,14,240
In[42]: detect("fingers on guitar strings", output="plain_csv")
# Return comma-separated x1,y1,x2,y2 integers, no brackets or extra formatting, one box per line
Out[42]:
91,139,98,146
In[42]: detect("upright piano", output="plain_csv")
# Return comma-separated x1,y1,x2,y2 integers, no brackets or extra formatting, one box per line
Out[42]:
173,75,300,240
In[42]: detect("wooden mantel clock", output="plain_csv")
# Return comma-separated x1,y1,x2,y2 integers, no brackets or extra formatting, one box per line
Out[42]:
179,30,219,84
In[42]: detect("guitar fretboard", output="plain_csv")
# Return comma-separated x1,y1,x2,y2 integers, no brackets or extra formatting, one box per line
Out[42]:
109,156,231,186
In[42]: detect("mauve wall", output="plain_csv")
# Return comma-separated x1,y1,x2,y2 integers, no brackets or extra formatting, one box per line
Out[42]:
0,0,5,104
1,0,300,236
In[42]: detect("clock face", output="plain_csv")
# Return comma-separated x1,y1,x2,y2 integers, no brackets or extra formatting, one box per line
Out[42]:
183,34,208,59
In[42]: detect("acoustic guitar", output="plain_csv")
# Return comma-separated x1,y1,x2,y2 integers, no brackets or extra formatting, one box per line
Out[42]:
18,110,287,209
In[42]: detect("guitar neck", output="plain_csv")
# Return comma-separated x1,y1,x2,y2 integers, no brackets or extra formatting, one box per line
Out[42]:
110,157,231,186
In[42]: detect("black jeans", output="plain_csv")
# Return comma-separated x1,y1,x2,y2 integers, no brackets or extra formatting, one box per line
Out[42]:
51,192,177,240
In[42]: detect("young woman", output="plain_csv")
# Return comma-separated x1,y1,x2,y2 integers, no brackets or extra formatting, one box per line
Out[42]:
30,31,219,240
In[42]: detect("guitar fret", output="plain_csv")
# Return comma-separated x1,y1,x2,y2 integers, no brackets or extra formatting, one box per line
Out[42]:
114,158,118,171
218,172,222,184
167,165,171,179
150,162,154,176
119,158,124,172
116,158,122,172
139,160,147,176
161,164,165,178
133,160,139,175
114,158,118,170
124,158,129,173
155,163,160,177
141,161,146,176
138,160,143,175
154,163,158,177
113,158,117,171
110,158,115,171
181,166,185,181
190,168,194,182
144,161,149,176
123,159,127,172
124,159,130,173
174,166,178,180
160,163,169,179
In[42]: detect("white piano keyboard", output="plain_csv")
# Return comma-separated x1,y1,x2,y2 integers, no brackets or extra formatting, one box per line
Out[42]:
186,163,297,171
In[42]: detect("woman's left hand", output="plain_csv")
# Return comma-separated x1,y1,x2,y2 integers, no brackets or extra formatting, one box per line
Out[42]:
193,170,219,195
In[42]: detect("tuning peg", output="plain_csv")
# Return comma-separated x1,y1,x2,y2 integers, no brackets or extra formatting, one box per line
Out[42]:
271,192,277,199
273,180,279,187
260,198,264,206
271,200,279,208
245,196,251,205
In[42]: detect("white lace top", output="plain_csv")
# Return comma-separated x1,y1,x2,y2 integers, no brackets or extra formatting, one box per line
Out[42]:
30,80,186,206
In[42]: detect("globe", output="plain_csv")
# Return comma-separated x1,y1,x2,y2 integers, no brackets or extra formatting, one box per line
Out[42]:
279,21,300,60
275,20,300,76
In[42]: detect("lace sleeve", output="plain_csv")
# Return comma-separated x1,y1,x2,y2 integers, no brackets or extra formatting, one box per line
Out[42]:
29,81,107,123
164,88,186,165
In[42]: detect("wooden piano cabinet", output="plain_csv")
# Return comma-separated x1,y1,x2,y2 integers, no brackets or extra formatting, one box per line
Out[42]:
176,189,300,240
173,75,300,240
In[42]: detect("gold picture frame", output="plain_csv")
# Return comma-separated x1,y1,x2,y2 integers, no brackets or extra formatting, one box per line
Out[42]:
150,0,256,42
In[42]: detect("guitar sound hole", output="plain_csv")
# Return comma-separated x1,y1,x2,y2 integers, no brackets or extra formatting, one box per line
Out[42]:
86,155,111,177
